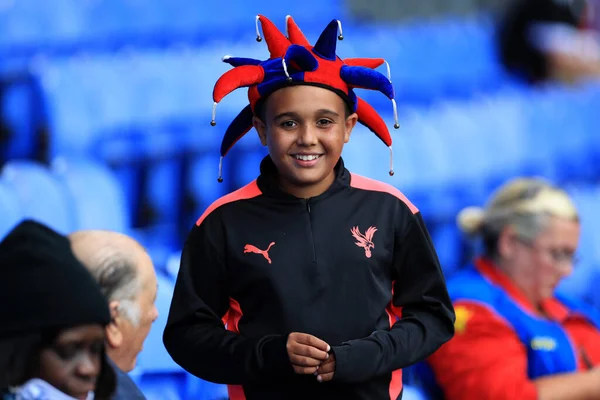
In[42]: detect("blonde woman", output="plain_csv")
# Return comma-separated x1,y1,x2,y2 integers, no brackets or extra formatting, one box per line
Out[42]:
418,178,600,400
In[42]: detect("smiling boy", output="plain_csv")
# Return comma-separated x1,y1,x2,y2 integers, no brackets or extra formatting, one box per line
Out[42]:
163,15,455,400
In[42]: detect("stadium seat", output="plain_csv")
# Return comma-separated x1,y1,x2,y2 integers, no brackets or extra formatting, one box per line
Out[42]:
557,184,600,305
431,223,463,277
0,160,75,234
135,371,187,400
184,376,229,400
185,153,229,221
132,267,231,400
165,251,182,281
51,156,130,232
135,271,231,400
136,272,181,373
0,74,45,162
403,384,430,400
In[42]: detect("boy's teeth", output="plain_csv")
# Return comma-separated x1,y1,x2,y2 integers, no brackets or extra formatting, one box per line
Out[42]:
296,155,319,161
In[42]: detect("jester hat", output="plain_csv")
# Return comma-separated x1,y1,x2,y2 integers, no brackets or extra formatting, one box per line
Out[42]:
211,15,399,182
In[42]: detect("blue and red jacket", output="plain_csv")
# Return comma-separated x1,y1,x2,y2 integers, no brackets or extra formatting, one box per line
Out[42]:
163,156,455,400
414,258,600,400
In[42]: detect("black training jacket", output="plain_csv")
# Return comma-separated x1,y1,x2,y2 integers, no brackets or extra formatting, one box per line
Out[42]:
164,156,455,400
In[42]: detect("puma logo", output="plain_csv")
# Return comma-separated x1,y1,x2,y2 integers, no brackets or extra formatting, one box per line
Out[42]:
244,242,276,264
351,226,377,258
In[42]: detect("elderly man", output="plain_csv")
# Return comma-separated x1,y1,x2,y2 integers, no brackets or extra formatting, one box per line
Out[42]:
70,230,159,400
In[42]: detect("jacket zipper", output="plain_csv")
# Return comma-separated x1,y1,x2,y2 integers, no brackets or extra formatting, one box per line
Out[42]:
305,199,317,263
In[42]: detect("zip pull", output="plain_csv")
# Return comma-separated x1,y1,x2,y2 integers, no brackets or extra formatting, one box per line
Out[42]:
306,200,311,213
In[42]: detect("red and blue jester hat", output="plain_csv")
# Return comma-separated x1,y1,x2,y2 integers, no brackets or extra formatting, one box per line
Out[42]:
211,15,400,182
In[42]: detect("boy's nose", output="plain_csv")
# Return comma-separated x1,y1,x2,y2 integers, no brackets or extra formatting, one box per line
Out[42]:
297,126,318,146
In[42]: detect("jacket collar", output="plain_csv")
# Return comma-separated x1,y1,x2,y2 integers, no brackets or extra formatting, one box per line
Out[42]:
256,155,350,201
475,257,571,322
9,379,87,400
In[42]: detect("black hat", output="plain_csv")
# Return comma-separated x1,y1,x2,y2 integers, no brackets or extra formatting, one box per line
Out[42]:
0,220,111,338
498,0,590,82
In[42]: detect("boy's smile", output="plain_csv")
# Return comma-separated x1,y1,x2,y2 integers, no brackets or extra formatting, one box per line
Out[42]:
292,153,323,168
253,85,358,199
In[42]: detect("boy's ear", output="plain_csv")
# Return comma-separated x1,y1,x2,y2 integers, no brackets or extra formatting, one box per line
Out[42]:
344,113,358,143
253,116,268,146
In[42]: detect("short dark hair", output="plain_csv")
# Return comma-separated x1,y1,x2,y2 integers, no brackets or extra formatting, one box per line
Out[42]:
0,330,116,399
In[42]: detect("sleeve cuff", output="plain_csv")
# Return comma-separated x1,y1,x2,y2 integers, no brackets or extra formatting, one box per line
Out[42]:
330,344,352,382
262,334,294,379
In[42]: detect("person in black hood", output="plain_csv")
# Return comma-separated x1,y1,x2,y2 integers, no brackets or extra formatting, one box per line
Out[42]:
0,220,116,400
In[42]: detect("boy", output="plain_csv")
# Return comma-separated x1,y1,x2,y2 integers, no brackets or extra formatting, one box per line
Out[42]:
164,15,455,400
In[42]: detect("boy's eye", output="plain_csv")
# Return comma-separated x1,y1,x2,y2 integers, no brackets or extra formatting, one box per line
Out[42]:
280,121,297,128
317,119,333,126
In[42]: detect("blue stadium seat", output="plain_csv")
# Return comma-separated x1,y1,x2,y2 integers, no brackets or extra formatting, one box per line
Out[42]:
145,157,184,227
130,265,230,399
33,57,98,158
403,384,430,400
587,265,600,310
50,156,130,232
557,184,600,304
130,225,178,274
165,251,182,281
0,1,51,53
0,179,22,239
579,82,600,176
431,223,463,277
341,16,506,106
135,371,187,400
135,271,230,400
142,127,189,236
184,376,229,400
32,49,231,162
521,86,573,181
186,154,229,220
136,272,181,373
0,160,75,234
80,0,153,44
229,146,267,190
0,74,45,161
0,0,346,55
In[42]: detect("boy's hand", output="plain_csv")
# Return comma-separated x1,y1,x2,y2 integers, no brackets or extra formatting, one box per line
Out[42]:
316,352,336,382
286,332,331,375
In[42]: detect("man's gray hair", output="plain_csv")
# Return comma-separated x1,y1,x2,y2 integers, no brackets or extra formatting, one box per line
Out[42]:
84,248,142,326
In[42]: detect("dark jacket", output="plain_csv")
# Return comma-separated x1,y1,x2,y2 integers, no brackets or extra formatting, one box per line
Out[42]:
164,156,455,400
107,358,146,400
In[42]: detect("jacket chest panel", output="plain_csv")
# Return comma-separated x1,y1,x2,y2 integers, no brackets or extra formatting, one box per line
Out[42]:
223,202,394,298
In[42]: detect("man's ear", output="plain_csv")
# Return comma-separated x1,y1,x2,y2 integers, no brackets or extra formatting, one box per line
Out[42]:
344,113,358,143
105,300,123,349
253,116,268,147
